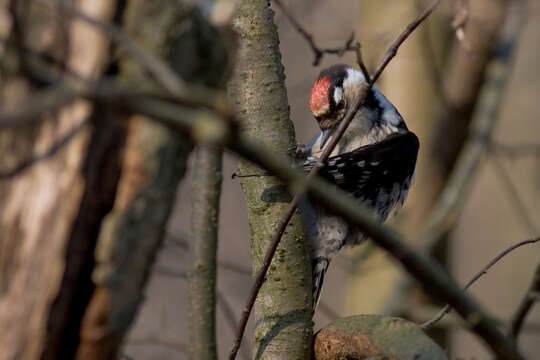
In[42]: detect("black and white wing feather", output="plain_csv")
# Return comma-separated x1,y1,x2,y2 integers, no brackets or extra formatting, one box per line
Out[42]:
302,131,419,216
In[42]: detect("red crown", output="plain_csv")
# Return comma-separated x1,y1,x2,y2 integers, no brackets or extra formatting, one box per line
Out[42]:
308,76,331,114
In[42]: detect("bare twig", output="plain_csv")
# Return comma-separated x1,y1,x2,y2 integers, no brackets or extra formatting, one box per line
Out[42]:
127,335,187,354
228,2,441,359
510,262,540,339
421,237,540,329
272,0,357,66
488,155,539,233
31,0,231,118
154,266,187,279
371,0,441,84
273,0,371,79
0,118,88,178
353,42,371,83
403,304,540,332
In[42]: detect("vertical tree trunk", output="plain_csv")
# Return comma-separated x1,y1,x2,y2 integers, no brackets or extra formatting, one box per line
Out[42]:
351,0,450,316
74,1,195,358
189,145,223,360
228,1,312,359
433,0,509,177
0,1,115,359
350,0,510,316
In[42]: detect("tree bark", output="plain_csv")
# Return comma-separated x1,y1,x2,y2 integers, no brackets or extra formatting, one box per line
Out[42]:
188,145,223,360
228,1,312,359
0,1,115,359
314,315,447,360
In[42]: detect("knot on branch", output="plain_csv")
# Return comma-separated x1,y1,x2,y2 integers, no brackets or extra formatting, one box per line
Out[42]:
314,315,447,360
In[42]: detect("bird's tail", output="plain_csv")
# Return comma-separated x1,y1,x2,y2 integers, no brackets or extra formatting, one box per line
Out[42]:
312,257,329,311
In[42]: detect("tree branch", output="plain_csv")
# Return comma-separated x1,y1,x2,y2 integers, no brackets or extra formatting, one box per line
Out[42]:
421,237,540,329
271,0,370,80
188,145,223,360
228,1,312,359
272,0,356,67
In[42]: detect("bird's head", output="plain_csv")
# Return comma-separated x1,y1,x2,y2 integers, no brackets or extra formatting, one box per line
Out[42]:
308,64,404,149
308,64,367,147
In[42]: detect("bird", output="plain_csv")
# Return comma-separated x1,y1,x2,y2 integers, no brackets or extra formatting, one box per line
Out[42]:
296,64,419,310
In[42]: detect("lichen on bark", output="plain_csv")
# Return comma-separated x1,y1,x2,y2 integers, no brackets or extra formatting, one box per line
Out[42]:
314,315,447,360
228,0,312,359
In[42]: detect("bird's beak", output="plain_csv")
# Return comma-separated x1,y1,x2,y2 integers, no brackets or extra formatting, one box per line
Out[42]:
320,127,336,150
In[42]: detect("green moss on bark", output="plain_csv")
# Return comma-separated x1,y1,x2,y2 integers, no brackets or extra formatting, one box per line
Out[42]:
228,0,312,359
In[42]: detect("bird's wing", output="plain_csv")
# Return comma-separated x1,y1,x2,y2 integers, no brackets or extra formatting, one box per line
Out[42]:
301,131,419,205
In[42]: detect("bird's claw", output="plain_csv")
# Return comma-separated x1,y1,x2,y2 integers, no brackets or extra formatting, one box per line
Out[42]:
288,144,308,160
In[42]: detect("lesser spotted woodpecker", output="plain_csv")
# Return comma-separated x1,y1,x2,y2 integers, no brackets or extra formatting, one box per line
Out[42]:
297,64,419,310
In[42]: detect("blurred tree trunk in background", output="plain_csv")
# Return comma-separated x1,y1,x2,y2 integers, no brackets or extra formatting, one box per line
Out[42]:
352,0,450,315
0,0,212,359
351,0,510,315
0,1,115,359
228,0,313,358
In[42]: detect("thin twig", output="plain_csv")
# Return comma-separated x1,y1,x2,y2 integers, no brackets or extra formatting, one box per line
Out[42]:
273,0,371,80
273,0,358,66
371,0,441,85
488,154,539,233
127,335,187,354
31,0,231,118
421,237,540,329
0,118,89,178
228,2,441,359
510,262,540,339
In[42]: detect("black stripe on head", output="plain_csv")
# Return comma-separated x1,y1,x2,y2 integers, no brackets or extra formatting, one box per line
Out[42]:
319,64,348,114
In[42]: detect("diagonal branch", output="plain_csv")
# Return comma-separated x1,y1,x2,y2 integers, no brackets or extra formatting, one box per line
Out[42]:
272,0,371,80
421,237,540,329
272,0,356,66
